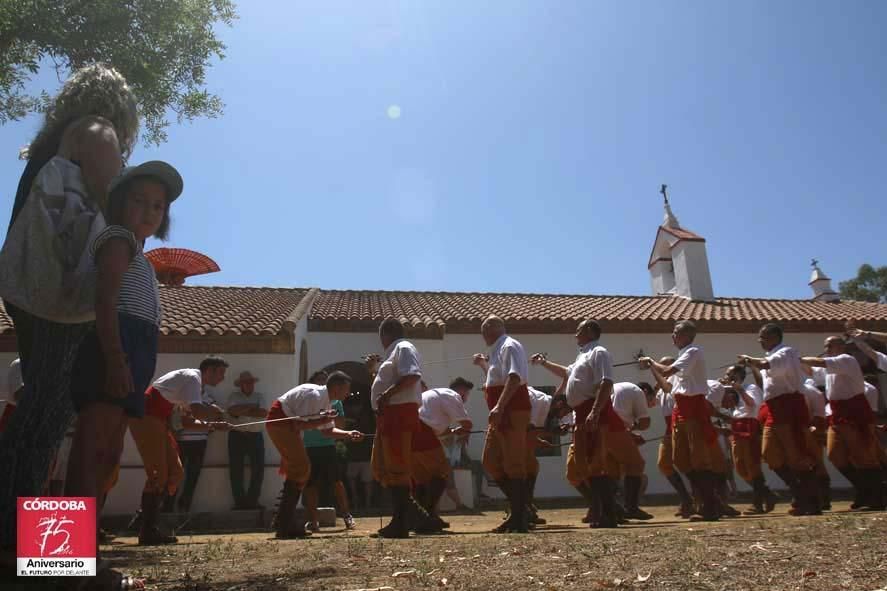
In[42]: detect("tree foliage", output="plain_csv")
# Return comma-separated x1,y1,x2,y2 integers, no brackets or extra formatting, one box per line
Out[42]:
0,0,237,145
839,264,887,303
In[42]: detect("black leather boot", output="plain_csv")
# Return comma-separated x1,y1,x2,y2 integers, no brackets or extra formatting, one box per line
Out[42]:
576,481,597,524
138,492,178,545
690,472,720,522
624,476,653,520
666,473,694,518
527,476,545,525
819,476,831,510
591,477,618,528
276,481,310,539
375,486,411,538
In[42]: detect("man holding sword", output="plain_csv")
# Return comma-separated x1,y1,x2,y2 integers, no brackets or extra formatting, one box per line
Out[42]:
265,370,364,539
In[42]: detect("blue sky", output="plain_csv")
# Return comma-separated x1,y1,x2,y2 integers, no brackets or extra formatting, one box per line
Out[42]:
2,1,885,299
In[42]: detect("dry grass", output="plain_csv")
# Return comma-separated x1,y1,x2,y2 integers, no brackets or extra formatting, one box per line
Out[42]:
100,502,887,591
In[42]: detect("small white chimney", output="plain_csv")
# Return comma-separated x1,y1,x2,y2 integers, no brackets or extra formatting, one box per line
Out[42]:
648,186,714,301
809,259,839,302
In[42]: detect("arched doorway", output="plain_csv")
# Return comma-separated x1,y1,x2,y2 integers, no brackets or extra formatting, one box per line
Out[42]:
321,361,373,434
321,360,377,512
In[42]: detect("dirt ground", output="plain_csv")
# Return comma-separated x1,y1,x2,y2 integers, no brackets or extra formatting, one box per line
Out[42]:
98,501,887,591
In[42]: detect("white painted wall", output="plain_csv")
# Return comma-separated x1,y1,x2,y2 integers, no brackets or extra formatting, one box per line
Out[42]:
649,259,676,296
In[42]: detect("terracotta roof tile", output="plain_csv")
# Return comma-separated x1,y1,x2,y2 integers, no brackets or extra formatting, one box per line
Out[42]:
3,287,885,343
661,225,705,241
157,286,311,336
0,286,312,338
309,290,887,335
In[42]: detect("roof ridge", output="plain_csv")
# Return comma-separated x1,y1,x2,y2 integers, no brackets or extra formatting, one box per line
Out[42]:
159,285,312,293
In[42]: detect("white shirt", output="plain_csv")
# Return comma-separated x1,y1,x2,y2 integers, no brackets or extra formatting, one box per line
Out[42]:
485,334,529,388
152,368,203,408
801,379,827,419
655,375,679,418
864,382,880,413
560,411,576,429
760,344,805,401
419,388,471,435
226,390,267,433
874,350,887,373
277,384,335,431
5,358,22,403
656,389,674,417
529,387,552,428
669,345,707,397
565,340,613,408
611,382,649,428
821,354,866,401
732,384,764,420
175,387,219,441
706,379,726,409
371,338,422,410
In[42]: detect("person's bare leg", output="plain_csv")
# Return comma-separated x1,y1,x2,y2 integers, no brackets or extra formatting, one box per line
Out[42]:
334,481,351,515
66,403,125,498
98,415,129,497
66,403,126,560
303,485,319,527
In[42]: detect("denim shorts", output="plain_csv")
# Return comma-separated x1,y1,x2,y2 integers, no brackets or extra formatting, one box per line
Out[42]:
70,313,158,417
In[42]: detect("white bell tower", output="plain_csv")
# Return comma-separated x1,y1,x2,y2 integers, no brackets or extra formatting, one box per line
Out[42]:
647,185,714,301
809,259,840,302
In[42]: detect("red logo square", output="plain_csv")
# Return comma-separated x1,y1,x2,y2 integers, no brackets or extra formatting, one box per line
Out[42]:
16,497,96,577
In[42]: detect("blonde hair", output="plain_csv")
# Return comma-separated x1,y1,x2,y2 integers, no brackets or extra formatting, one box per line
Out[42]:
21,64,139,163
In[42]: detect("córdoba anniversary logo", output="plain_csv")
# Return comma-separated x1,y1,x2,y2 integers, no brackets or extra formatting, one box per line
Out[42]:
16,497,96,577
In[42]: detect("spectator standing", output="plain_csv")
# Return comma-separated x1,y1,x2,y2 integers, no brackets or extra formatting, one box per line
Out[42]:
226,371,267,510
172,384,221,513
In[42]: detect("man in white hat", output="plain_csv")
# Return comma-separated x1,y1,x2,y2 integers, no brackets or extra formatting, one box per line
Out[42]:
227,370,268,510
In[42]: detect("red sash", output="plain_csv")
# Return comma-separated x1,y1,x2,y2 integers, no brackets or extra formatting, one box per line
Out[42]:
829,394,874,442
267,399,291,425
672,394,718,446
378,403,420,434
572,396,622,431
145,386,175,419
606,405,627,433
378,402,419,464
484,384,531,412
574,397,596,423
731,417,759,438
761,392,811,456
412,419,442,452
731,417,762,459
267,401,292,475
484,384,531,431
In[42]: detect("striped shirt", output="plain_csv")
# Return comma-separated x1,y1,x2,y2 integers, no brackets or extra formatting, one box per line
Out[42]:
174,386,219,442
90,225,161,325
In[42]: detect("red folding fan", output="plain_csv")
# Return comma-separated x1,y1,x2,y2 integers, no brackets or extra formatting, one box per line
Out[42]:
145,248,220,285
